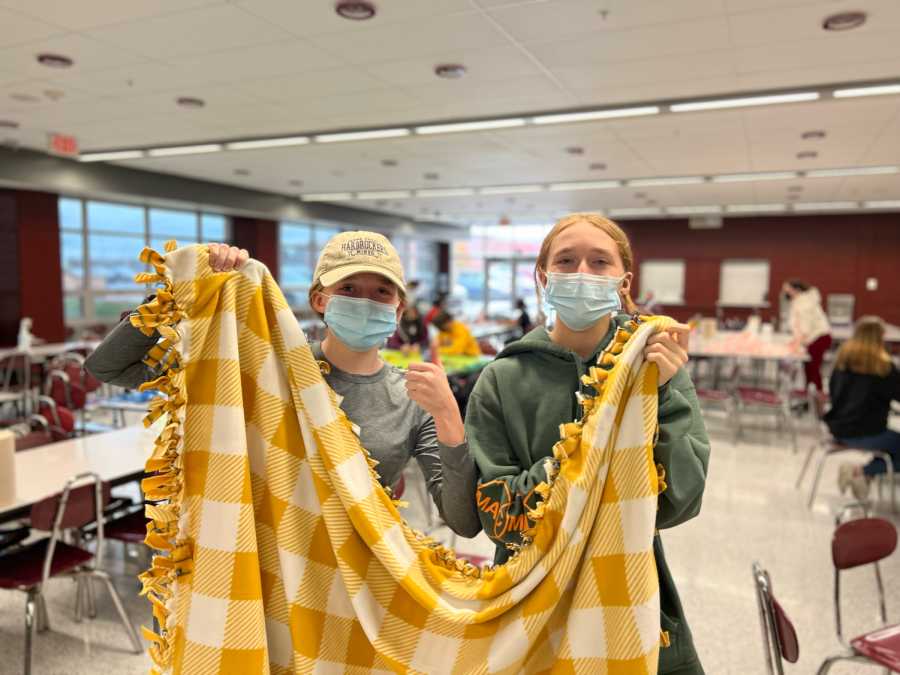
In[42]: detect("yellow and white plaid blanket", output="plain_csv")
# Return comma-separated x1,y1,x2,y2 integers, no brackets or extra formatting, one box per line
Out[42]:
134,243,670,675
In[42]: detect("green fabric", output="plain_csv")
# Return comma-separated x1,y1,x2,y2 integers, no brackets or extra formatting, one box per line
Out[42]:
465,315,711,674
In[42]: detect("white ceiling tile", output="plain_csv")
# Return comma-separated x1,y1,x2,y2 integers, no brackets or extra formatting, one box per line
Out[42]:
362,45,540,88
734,59,900,93
286,89,429,118
404,73,562,106
0,0,224,31
322,106,441,130
524,16,732,68
306,13,509,65
571,76,739,108
734,31,900,74
0,70,27,87
168,40,344,83
829,174,900,200
75,114,219,149
727,0,900,47
0,6,63,46
24,99,150,131
0,78,97,118
235,0,475,38
233,67,387,102
53,62,206,97
120,84,260,114
86,5,292,59
0,34,145,77
432,93,575,120
489,0,725,43
552,50,735,91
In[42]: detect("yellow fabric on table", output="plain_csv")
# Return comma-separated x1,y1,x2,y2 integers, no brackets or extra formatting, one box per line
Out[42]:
135,243,669,675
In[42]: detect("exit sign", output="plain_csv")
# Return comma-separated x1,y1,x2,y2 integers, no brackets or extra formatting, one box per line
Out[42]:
47,133,78,157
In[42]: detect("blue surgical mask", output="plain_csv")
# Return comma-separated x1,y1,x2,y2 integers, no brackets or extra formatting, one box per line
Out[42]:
543,272,624,332
322,294,398,352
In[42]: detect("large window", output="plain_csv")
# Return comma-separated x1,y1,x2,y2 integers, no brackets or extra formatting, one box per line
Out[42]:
453,224,550,321
59,198,228,326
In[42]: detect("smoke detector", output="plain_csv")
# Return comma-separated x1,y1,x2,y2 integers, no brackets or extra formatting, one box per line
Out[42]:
823,12,866,31
37,54,73,69
435,65,466,79
336,1,376,20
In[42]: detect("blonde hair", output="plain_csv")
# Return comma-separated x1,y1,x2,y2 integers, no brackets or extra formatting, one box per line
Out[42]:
835,315,891,377
308,278,407,320
534,213,638,318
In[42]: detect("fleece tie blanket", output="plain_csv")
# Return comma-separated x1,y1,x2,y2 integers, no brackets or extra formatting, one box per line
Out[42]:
133,242,671,675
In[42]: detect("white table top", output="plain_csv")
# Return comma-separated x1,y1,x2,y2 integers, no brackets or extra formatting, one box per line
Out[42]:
0,339,101,362
0,425,155,521
830,323,900,343
689,330,808,361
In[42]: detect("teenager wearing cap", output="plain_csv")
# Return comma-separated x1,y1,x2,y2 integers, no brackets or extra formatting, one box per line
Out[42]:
86,237,482,538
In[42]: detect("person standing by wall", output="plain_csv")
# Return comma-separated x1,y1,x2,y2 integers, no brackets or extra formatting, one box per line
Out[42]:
782,278,832,391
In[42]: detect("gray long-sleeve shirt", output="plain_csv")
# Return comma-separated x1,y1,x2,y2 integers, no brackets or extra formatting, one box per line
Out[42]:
84,305,482,537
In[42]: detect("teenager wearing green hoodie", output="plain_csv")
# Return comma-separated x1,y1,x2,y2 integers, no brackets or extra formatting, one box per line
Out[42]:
465,214,710,675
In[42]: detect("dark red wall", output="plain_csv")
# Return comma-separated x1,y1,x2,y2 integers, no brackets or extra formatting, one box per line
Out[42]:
232,217,278,281
0,189,65,346
623,213,900,326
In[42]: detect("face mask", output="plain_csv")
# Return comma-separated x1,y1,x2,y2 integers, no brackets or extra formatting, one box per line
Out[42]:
322,294,398,352
543,272,624,332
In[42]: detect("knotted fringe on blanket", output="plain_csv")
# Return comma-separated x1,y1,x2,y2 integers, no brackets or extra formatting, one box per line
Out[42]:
133,243,672,675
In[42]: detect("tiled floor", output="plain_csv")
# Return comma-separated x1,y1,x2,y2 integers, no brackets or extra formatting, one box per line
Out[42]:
1,407,897,674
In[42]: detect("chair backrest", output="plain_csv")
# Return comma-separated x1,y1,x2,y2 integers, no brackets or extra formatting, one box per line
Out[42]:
46,371,87,411
15,430,55,452
478,340,498,356
30,480,111,531
38,398,75,434
832,518,898,570
776,359,799,399
752,562,799,675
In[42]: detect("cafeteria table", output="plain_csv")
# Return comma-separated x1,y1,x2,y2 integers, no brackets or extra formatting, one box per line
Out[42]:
0,425,153,524
379,349,493,374
688,330,808,390
0,339,101,363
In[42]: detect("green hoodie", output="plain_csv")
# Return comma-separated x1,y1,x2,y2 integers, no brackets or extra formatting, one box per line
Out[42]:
465,315,710,675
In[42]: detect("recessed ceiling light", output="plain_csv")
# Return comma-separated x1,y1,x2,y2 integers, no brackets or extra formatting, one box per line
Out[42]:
177,97,205,109
381,159,397,166
289,179,303,187
423,172,439,180
335,1,376,20
590,163,607,171
802,131,826,140
37,54,73,69
234,169,250,176
435,65,466,79
43,89,65,101
566,147,584,155
797,151,818,159
0,120,18,129
823,12,866,31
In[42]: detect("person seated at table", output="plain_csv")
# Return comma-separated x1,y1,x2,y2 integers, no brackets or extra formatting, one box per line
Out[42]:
639,290,663,317
782,277,832,391
433,310,481,357
388,305,428,353
84,236,482,538
826,316,900,505
425,297,448,326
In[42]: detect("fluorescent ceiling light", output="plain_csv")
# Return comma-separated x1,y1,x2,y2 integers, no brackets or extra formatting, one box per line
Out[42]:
415,118,526,134
792,201,858,211
548,180,621,191
78,150,146,162
666,205,722,214
300,192,354,202
834,84,900,98
671,92,819,112
415,188,476,197
806,166,900,178
479,184,544,195
627,176,705,187
725,204,788,213
356,190,412,200
864,200,900,208
609,207,664,217
532,106,659,125
712,171,798,183
147,144,222,157
225,137,309,150
314,128,410,143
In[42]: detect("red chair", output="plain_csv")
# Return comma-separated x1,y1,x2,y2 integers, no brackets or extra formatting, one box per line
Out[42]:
694,358,740,441
816,512,900,673
478,340,498,356
734,358,800,453
752,562,799,674
45,362,111,436
13,415,61,452
0,473,141,674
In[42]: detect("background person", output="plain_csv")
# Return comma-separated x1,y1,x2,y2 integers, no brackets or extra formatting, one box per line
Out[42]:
825,316,900,505
465,214,710,675
433,309,481,356
782,277,832,391
388,304,429,353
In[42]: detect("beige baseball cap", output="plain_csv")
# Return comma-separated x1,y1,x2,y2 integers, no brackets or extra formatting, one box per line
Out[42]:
313,231,405,291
